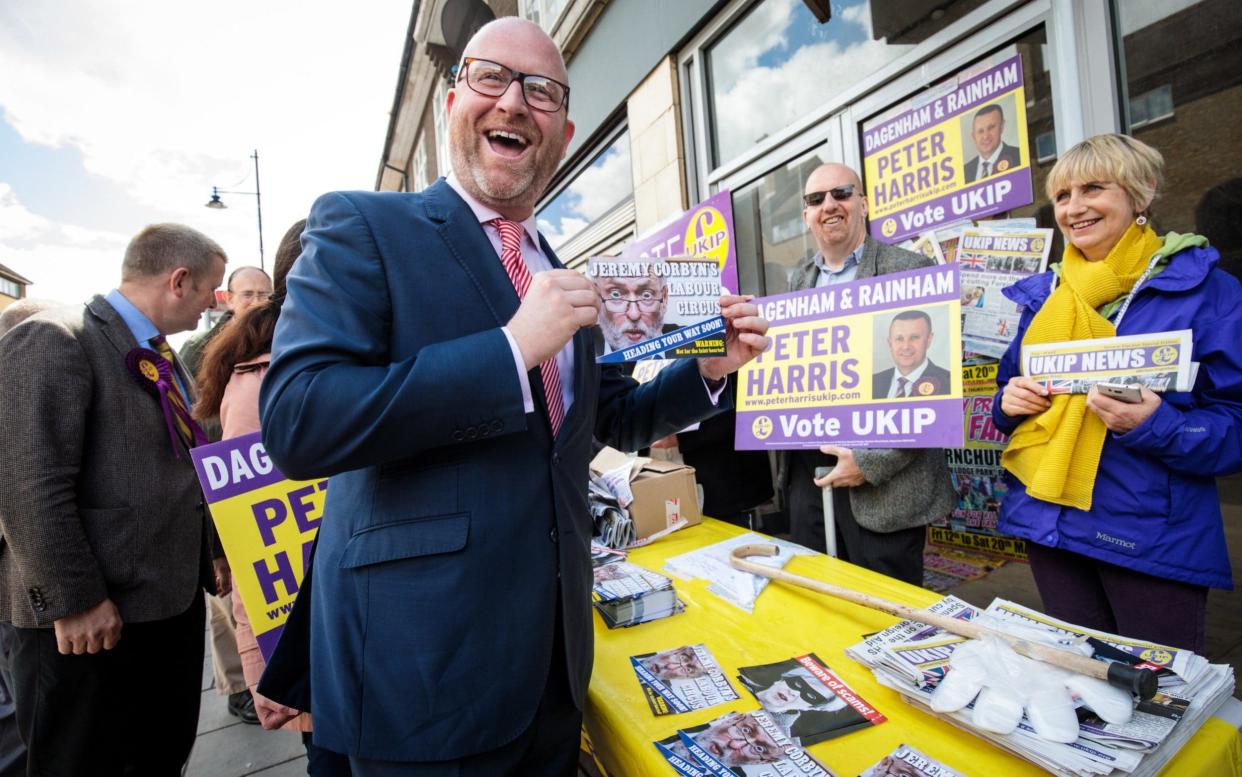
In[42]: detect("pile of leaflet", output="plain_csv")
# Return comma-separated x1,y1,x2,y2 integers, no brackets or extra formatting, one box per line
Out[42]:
592,553,683,628
845,596,1235,777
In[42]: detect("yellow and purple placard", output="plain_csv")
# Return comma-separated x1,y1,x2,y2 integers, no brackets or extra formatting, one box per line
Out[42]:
862,49,1032,243
931,362,1028,561
190,432,324,661
736,264,964,449
602,189,737,362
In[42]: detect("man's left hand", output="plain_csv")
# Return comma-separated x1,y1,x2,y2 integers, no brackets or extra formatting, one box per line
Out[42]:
1086,384,1161,433
698,295,770,381
813,445,867,487
213,557,232,597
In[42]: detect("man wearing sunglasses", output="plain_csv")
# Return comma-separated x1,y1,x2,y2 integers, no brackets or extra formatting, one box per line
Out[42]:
777,163,954,587
258,16,769,776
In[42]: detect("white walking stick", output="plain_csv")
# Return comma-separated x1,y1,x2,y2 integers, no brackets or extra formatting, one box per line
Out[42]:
813,466,837,559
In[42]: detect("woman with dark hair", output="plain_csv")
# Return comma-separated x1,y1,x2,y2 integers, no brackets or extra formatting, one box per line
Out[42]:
195,220,350,776
993,134,1242,652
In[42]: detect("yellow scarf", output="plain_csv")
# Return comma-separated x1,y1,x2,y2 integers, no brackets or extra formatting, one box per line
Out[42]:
1001,222,1162,510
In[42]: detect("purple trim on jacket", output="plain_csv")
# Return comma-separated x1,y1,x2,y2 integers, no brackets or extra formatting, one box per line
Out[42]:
991,244,1242,589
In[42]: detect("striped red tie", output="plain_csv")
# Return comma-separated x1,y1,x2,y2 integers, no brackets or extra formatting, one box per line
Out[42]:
492,219,566,435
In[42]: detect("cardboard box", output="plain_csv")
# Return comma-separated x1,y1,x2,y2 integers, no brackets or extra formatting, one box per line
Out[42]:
590,447,701,541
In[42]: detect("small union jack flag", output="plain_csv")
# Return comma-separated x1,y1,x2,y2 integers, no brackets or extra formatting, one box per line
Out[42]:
958,253,988,269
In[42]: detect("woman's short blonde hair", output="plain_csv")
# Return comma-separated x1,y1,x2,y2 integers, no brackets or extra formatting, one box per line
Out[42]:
1044,134,1164,214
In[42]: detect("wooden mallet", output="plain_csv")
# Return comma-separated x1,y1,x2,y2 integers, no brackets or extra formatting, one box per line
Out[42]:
729,543,1158,700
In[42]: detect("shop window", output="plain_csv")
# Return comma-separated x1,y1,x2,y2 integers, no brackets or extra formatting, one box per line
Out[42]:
536,129,635,266
731,146,831,297
412,143,428,193
702,0,991,169
520,0,569,33
1035,131,1056,163
1127,85,1174,129
433,79,452,181
1115,0,1242,235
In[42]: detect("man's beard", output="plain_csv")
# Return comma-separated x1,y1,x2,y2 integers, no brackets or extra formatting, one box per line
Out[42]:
448,115,562,209
600,315,661,351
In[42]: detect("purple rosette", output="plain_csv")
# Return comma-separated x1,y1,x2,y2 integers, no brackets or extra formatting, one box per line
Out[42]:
125,347,207,458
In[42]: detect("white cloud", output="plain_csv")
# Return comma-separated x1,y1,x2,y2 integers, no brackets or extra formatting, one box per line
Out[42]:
562,142,632,222
539,215,589,250
0,183,130,305
709,0,797,93
714,35,908,158
0,0,410,302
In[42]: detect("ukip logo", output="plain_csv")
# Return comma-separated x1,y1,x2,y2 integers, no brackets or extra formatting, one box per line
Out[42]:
684,206,730,271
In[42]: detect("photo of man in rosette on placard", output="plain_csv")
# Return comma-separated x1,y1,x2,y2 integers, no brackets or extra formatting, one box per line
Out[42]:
872,308,953,399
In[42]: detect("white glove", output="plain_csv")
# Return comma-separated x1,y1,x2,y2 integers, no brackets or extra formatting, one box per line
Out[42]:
930,634,1133,743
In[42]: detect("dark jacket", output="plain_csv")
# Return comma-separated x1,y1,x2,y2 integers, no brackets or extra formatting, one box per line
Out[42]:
992,244,1242,589
259,181,725,761
0,297,214,627
964,142,1022,183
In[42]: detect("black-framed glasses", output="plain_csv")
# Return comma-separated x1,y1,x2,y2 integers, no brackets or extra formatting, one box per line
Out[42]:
600,291,661,313
802,184,858,207
455,57,570,113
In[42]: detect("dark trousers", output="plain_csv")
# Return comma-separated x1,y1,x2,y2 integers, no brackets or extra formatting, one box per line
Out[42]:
12,595,205,777
346,596,581,777
788,453,926,586
304,732,352,777
1026,543,1209,653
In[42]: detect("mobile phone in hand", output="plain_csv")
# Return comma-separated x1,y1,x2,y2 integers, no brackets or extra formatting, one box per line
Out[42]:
1097,381,1142,403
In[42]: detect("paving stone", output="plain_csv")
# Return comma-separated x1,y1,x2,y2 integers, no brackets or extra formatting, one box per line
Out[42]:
185,722,302,777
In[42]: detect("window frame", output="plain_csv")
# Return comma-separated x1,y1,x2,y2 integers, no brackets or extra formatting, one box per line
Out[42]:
535,122,637,269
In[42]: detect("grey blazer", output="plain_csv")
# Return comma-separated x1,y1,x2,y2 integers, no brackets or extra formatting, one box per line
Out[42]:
0,296,213,628
777,237,957,533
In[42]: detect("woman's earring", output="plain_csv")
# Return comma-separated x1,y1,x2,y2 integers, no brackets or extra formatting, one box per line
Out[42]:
1136,214,1148,226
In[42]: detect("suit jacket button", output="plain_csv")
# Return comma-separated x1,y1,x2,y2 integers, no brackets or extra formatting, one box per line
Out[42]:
551,453,560,465
466,425,478,440
491,420,503,432
452,430,464,441
549,528,558,543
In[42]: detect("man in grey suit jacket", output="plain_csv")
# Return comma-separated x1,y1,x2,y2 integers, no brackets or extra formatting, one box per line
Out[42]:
777,163,955,585
0,224,227,774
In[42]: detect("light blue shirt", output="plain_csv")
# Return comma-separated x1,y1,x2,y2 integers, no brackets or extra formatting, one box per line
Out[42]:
106,288,160,349
106,288,190,397
813,243,864,286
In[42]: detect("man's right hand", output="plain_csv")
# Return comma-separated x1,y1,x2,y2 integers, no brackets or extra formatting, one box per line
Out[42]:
1000,376,1052,417
253,690,301,730
53,598,122,655
507,269,601,370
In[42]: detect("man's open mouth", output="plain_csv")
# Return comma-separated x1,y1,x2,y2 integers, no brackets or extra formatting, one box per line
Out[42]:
486,129,530,158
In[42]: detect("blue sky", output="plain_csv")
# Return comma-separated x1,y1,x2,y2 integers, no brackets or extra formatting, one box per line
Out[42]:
0,1,410,326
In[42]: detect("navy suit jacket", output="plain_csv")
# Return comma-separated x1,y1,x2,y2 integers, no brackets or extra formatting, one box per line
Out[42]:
964,142,1022,183
872,360,953,399
259,180,724,761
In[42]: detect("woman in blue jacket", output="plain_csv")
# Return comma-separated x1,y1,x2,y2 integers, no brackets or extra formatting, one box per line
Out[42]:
993,134,1242,653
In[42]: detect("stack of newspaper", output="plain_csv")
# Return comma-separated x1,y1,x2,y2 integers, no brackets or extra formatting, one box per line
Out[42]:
845,596,1235,777
592,555,682,628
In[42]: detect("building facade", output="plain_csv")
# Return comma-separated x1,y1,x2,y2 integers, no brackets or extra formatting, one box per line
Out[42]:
376,0,1242,285
0,263,32,312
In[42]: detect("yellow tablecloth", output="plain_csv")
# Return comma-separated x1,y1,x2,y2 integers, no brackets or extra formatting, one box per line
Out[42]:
584,518,1241,776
